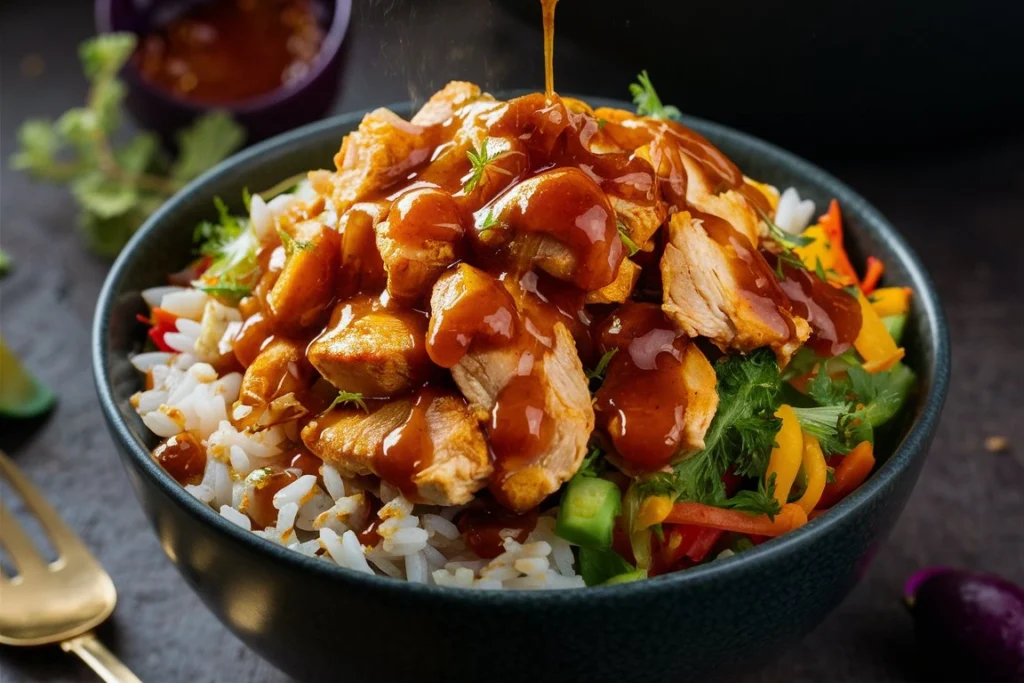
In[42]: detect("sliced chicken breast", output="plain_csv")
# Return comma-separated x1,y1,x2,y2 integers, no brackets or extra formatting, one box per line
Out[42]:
661,211,809,364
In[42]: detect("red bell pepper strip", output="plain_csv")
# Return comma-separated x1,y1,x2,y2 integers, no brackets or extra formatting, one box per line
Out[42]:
860,257,885,295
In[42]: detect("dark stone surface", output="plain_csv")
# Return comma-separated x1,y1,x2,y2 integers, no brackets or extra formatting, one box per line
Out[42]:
1,1,1021,681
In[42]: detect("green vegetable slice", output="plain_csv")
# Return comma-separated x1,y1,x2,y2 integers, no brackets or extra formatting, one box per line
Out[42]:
578,546,636,586
556,476,621,549
601,569,649,585
882,314,908,344
0,340,55,418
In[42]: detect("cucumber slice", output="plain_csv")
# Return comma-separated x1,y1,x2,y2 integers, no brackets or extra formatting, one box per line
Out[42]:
601,569,648,585
882,314,908,344
556,475,621,549
0,339,55,418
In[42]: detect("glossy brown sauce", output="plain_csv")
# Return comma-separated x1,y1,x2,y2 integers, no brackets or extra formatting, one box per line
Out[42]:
153,432,207,485
134,0,324,105
373,389,439,501
457,500,539,558
541,0,559,98
594,304,691,471
247,467,299,530
768,253,863,357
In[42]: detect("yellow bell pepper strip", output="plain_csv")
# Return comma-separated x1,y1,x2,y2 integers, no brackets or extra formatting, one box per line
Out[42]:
765,405,804,506
854,290,906,373
870,287,913,317
794,224,853,286
817,441,875,509
635,495,673,530
664,502,808,537
794,434,827,514
745,178,780,211
860,256,885,294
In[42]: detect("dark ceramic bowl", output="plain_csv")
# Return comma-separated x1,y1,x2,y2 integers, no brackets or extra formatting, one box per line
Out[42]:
92,97,950,683
94,0,352,143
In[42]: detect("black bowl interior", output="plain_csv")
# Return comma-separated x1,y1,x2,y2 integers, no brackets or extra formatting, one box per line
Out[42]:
93,96,950,597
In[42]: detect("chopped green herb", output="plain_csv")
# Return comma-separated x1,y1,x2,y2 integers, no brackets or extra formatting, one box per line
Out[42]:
464,139,504,193
0,250,10,276
577,445,607,477
629,70,682,121
597,118,608,130
586,348,619,384
328,390,368,413
10,34,243,257
814,257,828,283
617,220,640,256
242,187,252,212
277,227,312,256
477,209,502,234
719,473,782,518
192,193,260,293
578,546,638,586
195,281,252,298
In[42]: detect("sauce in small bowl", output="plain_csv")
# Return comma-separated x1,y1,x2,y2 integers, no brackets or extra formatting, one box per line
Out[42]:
96,0,352,141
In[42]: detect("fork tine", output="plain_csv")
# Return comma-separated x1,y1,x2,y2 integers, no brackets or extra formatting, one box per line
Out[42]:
0,451,86,559
0,499,48,574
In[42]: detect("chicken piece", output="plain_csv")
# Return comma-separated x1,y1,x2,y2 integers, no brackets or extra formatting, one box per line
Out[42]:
306,296,432,398
337,201,388,299
375,187,466,306
678,152,761,246
238,338,314,407
266,219,340,332
410,81,483,126
328,108,432,213
452,323,594,512
426,264,518,369
612,195,666,252
586,258,641,304
661,211,809,364
678,343,719,451
302,388,491,506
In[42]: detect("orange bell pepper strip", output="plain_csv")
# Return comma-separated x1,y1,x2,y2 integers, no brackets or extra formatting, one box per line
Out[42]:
635,495,674,529
854,290,905,373
870,287,913,317
818,200,860,285
859,257,885,295
817,441,876,509
664,502,808,537
794,435,827,514
765,405,803,506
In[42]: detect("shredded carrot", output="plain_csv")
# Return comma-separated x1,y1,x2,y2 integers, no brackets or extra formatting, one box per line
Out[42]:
860,256,885,294
817,441,875,509
664,502,808,537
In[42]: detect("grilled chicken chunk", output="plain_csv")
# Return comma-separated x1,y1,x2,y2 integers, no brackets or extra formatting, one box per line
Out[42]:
452,323,594,512
301,389,491,506
337,201,388,300
410,81,483,127
328,108,432,213
661,211,809,364
307,296,433,398
266,219,340,331
586,258,641,304
376,188,466,306
239,338,314,407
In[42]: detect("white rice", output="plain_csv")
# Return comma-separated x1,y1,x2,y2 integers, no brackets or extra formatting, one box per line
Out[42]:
130,267,593,590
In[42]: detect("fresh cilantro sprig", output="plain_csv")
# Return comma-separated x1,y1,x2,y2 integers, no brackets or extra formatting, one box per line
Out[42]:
629,71,681,121
191,193,260,300
577,445,608,478
10,33,244,257
464,139,511,193
477,209,502,234
328,390,368,413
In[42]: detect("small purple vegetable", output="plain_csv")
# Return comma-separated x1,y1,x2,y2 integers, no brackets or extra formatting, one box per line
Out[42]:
905,568,1024,682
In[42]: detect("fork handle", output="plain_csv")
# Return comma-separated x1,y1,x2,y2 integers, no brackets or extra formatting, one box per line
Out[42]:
61,632,143,683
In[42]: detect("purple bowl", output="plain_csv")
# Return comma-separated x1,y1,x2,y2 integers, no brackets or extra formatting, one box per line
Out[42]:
95,0,352,143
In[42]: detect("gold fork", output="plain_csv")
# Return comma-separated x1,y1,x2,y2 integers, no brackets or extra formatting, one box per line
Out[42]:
0,451,142,682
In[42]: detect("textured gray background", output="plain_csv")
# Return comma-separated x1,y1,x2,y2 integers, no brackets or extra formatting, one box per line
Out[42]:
1,1,1022,681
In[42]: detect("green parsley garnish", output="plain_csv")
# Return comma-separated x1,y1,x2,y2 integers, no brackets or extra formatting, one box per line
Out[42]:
477,209,502,234
464,139,504,193
629,70,682,121
597,118,608,130
586,348,619,384
277,227,312,256
327,390,368,413
191,193,260,299
11,34,244,257
617,220,640,256
577,445,608,478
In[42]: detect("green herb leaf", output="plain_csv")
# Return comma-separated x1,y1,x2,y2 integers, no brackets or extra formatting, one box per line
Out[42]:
193,195,260,289
242,187,252,212
578,546,637,586
71,171,138,219
477,208,502,233
847,363,916,428
597,118,608,130
277,227,312,256
629,70,682,121
328,390,368,413
0,250,11,276
586,348,618,383
79,33,136,80
195,281,252,298
791,404,859,455
617,220,640,256
464,138,504,193
719,473,782,518
577,445,607,478
170,112,245,183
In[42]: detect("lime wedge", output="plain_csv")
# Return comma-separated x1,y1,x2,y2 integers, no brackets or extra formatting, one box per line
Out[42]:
0,338,55,418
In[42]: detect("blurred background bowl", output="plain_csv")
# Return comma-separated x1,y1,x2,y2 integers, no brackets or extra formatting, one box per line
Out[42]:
95,0,352,143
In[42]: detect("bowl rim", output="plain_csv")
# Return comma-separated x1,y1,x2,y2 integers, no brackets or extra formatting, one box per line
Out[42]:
92,96,951,602
93,0,352,114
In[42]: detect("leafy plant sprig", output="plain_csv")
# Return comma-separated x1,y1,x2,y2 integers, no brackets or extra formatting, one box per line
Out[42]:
629,71,681,121
328,390,368,413
10,34,245,256
617,220,640,256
